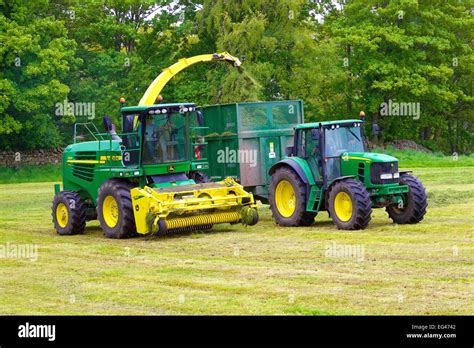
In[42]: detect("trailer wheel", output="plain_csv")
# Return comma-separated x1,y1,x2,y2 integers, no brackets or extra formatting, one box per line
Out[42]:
386,174,427,224
269,167,310,227
97,179,137,239
328,179,372,230
52,191,86,235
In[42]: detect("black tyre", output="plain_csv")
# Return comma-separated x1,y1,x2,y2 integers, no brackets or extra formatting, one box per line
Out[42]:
189,171,211,183
386,174,427,224
300,212,317,226
269,167,313,226
328,179,372,230
97,179,137,239
52,191,87,235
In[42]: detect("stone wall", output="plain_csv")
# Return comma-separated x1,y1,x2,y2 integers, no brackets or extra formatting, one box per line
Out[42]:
0,148,64,167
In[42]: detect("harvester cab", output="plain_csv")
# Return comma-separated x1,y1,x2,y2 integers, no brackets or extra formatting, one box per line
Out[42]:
269,119,427,230
116,103,201,173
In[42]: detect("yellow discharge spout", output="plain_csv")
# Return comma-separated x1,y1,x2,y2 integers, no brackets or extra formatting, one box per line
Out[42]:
139,52,241,106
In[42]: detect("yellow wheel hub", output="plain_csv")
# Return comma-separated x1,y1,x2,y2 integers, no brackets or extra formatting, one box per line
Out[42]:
103,195,119,228
275,180,296,218
56,203,69,228
334,192,353,222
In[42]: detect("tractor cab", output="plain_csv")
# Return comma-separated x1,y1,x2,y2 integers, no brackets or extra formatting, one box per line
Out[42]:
291,120,369,184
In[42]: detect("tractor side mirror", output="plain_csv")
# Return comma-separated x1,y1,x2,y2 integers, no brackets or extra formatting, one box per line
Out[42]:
196,110,204,127
285,146,294,157
371,123,380,136
311,128,320,140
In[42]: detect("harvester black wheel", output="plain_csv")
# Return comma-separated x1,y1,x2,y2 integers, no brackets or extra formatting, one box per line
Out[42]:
386,174,427,224
52,191,86,235
269,167,310,227
189,171,211,183
328,179,372,230
97,179,137,239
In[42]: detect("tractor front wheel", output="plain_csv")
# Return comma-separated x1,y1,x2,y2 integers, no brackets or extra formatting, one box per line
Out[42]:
97,179,137,239
386,174,427,224
269,167,315,226
52,191,87,235
328,179,372,230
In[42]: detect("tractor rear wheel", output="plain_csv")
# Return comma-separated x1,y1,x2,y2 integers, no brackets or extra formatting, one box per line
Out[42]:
97,179,137,239
328,179,372,230
269,167,312,227
386,174,427,224
52,191,87,235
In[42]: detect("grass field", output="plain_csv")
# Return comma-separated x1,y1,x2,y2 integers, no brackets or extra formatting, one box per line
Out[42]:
0,166,473,315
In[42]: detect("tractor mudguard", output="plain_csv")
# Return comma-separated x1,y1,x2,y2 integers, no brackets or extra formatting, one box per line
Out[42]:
269,158,318,211
328,175,356,186
269,158,316,186
325,175,356,209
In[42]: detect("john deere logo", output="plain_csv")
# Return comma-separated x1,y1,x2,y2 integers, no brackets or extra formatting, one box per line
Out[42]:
168,165,176,172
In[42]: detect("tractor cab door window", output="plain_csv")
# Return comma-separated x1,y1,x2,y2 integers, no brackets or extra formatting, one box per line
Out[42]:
297,129,322,180
142,114,187,164
121,114,141,167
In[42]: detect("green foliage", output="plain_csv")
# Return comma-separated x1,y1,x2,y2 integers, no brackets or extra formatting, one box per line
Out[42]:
0,0,79,150
322,0,473,153
0,0,472,154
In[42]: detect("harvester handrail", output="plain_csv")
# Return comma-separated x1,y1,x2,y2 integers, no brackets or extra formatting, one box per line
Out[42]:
73,122,104,144
95,130,142,169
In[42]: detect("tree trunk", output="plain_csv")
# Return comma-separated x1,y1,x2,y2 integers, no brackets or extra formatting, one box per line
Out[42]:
346,45,352,115
447,118,455,154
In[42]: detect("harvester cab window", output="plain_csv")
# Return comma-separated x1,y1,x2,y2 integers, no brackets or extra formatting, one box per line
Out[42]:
142,114,187,164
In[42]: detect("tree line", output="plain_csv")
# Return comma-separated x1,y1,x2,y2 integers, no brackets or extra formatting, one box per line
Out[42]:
0,0,472,154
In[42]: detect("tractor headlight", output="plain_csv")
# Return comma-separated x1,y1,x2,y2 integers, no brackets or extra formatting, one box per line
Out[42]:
393,172,400,179
380,173,393,180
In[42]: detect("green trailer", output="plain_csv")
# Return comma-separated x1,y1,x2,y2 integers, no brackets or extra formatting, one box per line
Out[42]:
201,100,304,202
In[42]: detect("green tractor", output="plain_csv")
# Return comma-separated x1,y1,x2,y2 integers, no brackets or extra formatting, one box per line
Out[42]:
268,119,427,230
52,103,258,238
